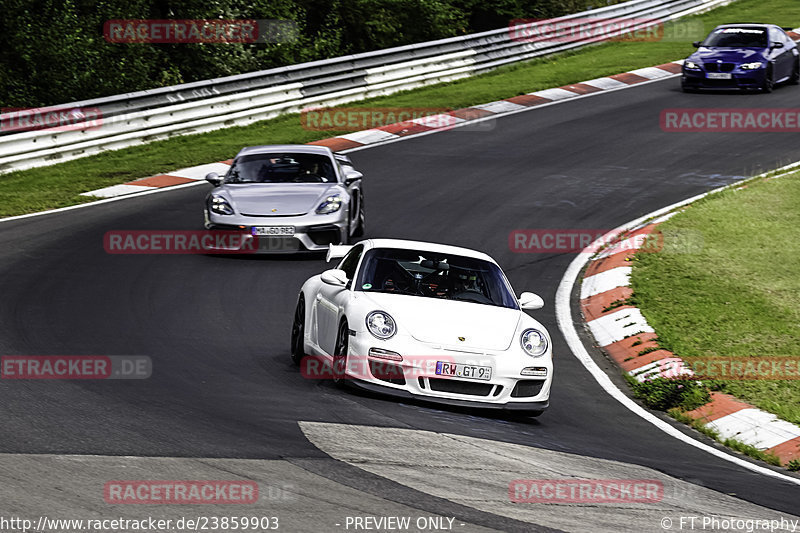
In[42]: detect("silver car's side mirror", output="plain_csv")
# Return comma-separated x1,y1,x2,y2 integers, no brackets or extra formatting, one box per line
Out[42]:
344,170,363,186
519,292,544,310
321,269,348,287
206,172,223,187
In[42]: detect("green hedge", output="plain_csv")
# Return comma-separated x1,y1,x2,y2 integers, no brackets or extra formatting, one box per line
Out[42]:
0,0,616,107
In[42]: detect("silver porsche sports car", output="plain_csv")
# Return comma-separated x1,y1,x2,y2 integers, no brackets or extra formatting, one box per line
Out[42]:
204,145,365,253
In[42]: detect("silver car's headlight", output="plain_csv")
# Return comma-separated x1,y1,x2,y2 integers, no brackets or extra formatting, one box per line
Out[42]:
316,194,342,214
520,329,548,357
684,60,701,70
210,195,234,215
740,62,764,70
366,311,396,340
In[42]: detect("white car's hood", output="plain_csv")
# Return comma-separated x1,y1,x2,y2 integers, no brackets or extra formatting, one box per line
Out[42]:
223,183,339,216
358,292,520,351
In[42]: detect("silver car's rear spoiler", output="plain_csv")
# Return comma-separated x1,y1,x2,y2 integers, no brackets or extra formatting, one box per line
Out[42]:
326,244,353,262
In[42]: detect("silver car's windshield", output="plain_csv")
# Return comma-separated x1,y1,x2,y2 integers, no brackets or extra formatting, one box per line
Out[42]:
355,248,518,309
225,153,336,184
703,27,768,48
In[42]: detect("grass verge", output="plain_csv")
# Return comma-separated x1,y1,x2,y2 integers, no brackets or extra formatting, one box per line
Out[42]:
4,0,800,217
631,170,800,430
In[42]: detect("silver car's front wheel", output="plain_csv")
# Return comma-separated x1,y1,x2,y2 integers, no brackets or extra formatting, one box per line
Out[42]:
353,194,365,238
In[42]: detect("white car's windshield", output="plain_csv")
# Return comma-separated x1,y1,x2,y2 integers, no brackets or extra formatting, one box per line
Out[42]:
355,248,518,309
225,153,336,184
703,27,768,48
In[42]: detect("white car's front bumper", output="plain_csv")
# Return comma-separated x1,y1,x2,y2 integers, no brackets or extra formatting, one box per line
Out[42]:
342,331,552,412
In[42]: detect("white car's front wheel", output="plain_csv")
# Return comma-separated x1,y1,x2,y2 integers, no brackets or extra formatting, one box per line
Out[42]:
332,320,349,388
290,296,306,365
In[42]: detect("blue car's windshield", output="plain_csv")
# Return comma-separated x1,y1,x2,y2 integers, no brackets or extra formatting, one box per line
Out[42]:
225,153,336,184
703,27,768,48
354,248,519,309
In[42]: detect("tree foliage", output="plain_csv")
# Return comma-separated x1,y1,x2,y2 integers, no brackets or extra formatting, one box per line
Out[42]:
0,0,613,107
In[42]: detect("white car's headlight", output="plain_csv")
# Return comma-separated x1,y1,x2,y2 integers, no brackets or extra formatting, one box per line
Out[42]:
316,194,342,214
740,62,764,70
366,311,396,340
684,60,701,70
520,329,548,357
210,195,234,215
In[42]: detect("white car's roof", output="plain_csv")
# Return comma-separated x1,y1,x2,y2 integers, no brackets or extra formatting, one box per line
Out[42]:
362,239,497,264
236,144,333,157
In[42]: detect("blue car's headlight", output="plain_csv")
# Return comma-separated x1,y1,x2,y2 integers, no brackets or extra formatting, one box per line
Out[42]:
740,62,764,70
210,196,234,215
520,329,548,357
684,60,701,70
316,194,343,214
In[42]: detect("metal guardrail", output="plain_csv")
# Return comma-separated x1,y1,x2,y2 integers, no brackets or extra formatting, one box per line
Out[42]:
0,0,727,173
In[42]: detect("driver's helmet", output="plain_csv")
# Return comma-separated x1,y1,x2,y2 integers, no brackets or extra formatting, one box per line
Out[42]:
454,272,479,292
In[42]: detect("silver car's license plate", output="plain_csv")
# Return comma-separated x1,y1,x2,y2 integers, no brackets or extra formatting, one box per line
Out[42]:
435,361,492,381
707,72,732,80
252,226,295,236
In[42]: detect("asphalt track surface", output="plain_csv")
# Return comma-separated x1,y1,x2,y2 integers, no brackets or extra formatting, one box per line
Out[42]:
2,76,800,527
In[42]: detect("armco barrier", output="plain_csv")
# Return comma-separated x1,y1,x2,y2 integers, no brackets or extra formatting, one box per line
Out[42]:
0,0,728,173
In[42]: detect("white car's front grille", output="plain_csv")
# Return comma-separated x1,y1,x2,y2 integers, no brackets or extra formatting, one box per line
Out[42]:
427,378,494,396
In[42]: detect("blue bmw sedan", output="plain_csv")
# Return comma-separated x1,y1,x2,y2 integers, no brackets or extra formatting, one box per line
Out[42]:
682,24,799,92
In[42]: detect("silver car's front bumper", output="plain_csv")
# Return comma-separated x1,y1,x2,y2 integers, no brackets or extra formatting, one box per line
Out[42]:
205,210,349,253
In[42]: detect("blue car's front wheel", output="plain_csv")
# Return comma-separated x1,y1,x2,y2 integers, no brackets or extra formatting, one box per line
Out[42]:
762,66,774,93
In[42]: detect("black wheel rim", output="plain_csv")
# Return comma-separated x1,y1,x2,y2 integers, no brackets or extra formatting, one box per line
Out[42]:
333,323,348,383
291,299,304,360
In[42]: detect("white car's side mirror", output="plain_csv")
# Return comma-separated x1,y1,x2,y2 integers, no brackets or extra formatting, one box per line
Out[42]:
321,269,349,287
519,292,544,310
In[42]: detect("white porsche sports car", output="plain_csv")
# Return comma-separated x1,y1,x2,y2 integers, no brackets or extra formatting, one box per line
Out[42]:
290,239,553,415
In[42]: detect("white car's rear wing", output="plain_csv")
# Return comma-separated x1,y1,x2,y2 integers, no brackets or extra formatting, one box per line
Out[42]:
326,244,353,262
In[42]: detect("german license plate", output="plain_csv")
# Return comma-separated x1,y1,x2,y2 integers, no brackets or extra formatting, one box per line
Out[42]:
252,226,294,236
707,72,732,80
435,361,492,381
